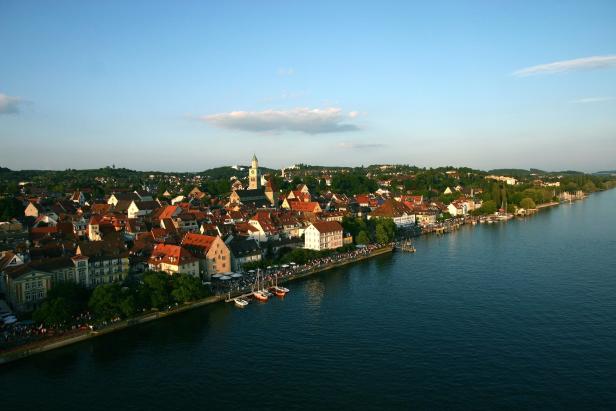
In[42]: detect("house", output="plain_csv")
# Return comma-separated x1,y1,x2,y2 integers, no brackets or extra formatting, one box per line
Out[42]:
447,200,468,217
127,200,160,219
24,201,44,218
74,239,130,287
226,237,262,271
107,192,139,206
4,256,80,311
181,232,231,277
148,244,199,277
188,187,207,200
4,264,52,312
369,199,416,227
288,201,322,215
248,211,279,242
72,216,88,238
0,251,25,293
304,221,343,251
70,191,86,205
134,190,154,201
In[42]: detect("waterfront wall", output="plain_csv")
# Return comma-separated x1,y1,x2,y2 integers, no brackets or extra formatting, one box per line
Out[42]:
0,246,393,365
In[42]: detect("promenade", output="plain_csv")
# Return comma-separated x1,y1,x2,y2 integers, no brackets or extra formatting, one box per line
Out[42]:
0,244,393,365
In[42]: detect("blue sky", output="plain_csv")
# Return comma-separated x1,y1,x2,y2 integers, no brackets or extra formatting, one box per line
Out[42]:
1,1,615,172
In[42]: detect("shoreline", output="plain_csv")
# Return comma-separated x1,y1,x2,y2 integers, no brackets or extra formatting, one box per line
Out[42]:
0,246,393,365
0,195,591,366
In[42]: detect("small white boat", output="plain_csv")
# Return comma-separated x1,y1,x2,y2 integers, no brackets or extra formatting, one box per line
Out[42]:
234,298,249,308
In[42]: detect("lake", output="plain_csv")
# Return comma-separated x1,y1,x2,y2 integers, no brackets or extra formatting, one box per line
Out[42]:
2,190,616,410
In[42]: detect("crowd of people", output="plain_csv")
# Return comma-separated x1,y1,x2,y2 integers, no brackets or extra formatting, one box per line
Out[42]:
211,243,386,297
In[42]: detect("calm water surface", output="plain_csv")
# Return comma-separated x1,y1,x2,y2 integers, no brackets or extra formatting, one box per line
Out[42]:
2,190,616,410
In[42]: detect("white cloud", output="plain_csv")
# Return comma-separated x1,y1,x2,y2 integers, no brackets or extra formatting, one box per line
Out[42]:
0,93,25,114
201,107,360,134
277,67,295,77
348,111,359,118
337,142,386,149
570,96,614,104
513,55,616,77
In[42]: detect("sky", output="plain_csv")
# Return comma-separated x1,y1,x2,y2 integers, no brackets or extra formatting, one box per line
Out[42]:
1,1,615,172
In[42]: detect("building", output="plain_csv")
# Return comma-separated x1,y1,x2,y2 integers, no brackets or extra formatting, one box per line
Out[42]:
4,257,77,312
447,200,468,216
369,199,416,227
304,221,343,251
127,200,160,219
227,237,262,271
148,244,199,277
248,154,261,190
228,189,270,208
75,239,130,287
181,233,231,277
4,264,52,312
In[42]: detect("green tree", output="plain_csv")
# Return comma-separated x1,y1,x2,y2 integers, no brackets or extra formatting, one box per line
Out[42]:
171,274,205,303
519,197,536,210
89,284,123,321
375,224,389,244
478,200,497,215
491,184,501,207
33,297,72,327
142,271,171,308
356,230,370,244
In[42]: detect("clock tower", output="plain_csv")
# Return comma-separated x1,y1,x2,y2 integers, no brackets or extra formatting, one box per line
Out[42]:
249,154,260,190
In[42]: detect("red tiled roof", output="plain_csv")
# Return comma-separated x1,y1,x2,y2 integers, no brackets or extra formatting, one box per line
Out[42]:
181,232,216,251
370,199,412,218
149,244,196,266
289,201,321,213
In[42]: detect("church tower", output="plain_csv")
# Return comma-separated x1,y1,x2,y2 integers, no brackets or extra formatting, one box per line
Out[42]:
249,154,260,190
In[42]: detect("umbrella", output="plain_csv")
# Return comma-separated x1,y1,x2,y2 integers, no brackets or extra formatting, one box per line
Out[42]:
231,273,243,278
290,262,296,265
266,266,272,269
212,274,223,279
249,270,256,273
220,276,232,280
281,264,289,268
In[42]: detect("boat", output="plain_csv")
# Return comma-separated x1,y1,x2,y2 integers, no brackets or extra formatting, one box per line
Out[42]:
252,290,269,301
270,274,289,296
234,298,249,308
398,238,416,253
252,269,269,302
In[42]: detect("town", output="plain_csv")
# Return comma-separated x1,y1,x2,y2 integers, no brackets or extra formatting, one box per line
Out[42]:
0,157,614,358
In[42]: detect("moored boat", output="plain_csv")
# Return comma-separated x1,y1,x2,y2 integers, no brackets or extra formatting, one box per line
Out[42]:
234,298,249,307
252,290,268,301
252,269,269,301
271,286,287,297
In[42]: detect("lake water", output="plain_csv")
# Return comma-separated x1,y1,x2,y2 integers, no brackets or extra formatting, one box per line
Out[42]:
2,190,616,410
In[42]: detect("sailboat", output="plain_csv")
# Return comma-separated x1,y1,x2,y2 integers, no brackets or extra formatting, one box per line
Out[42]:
270,274,289,297
252,269,268,302
400,238,416,253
